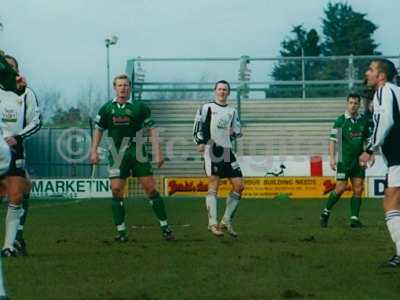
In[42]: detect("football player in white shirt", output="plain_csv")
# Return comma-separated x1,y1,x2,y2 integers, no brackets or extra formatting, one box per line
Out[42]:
0,55,41,257
0,127,11,299
193,80,244,237
360,59,400,267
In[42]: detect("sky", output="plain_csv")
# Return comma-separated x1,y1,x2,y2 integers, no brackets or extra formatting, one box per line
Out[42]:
1,0,400,103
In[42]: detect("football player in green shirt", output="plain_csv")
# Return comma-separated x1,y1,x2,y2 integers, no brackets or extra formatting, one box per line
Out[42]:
320,93,373,228
91,74,174,241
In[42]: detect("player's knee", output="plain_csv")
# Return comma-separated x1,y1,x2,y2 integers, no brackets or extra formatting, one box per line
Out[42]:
383,189,400,212
7,191,23,204
336,185,347,195
112,187,124,197
208,181,219,191
353,186,363,197
234,184,245,195
208,189,217,197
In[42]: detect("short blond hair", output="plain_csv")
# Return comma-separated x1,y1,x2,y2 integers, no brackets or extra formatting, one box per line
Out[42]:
113,74,131,86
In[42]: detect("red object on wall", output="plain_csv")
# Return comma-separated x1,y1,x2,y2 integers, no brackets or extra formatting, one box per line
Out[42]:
310,155,323,176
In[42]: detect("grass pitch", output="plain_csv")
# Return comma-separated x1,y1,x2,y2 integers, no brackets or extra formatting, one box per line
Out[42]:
1,196,400,300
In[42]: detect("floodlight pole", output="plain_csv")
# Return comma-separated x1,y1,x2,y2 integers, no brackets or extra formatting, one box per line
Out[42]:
106,43,111,100
105,35,118,100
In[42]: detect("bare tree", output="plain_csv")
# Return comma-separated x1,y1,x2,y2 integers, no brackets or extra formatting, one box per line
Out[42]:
36,87,64,124
76,81,105,120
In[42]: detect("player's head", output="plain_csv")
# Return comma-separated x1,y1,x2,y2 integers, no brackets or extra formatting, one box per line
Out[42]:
365,59,398,89
214,80,230,103
113,74,131,101
346,93,361,115
4,54,19,73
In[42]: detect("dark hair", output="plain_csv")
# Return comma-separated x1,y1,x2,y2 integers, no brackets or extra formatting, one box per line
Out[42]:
4,54,18,72
214,80,231,92
373,59,398,82
347,93,361,103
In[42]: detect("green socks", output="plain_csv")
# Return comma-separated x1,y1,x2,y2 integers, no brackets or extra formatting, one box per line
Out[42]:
16,193,30,241
350,196,362,220
325,190,340,212
112,197,126,236
149,192,168,228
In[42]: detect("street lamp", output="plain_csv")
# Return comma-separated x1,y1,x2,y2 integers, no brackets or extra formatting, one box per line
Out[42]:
105,34,118,100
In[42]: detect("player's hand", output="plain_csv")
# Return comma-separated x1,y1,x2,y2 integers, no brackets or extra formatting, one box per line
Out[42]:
155,153,164,168
5,136,17,146
368,153,376,167
329,159,336,171
90,150,100,165
197,144,205,153
16,75,27,91
359,152,370,168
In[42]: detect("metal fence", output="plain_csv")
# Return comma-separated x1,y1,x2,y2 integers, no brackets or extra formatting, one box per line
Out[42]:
25,54,400,177
25,128,107,178
125,54,400,101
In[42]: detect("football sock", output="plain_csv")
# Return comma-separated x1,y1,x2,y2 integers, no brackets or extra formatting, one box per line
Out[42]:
112,197,126,236
222,191,241,223
206,190,218,226
16,193,30,241
149,192,168,228
324,190,340,212
0,259,6,297
350,196,362,220
3,204,23,250
385,210,400,256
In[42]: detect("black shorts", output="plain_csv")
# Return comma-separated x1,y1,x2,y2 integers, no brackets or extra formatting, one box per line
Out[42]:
6,142,26,178
203,144,243,178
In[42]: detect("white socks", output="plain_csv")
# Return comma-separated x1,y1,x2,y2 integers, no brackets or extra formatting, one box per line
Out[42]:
206,190,217,226
385,210,400,256
222,191,241,224
206,190,241,226
3,204,23,250
0,259,6,297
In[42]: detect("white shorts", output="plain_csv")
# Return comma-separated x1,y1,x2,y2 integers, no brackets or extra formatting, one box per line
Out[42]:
387,165,400,187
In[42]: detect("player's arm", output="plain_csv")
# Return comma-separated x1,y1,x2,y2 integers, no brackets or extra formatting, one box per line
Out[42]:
361,86,395,164
230,109,242,140
149,127,164,168
193,104,209,153
91,129,103,164
328,121,338,171
91,107,108,164
142,103,164,168
362,116,375,167
15,88,42,142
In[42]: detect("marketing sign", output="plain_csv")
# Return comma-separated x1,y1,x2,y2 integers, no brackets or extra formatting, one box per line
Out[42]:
31,178,111,199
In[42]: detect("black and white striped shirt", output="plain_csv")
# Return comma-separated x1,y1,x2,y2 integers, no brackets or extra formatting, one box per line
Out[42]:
0,87,42,141
367,82,400,166
193,101,241,149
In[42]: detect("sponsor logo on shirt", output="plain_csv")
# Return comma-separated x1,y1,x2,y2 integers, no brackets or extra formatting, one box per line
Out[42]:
2,109,17,122
112,116,130,126
350,132,362,138
217,118,229,129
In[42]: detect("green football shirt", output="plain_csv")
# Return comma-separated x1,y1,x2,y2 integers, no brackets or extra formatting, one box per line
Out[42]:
95,99,155,149
329,112,370,165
